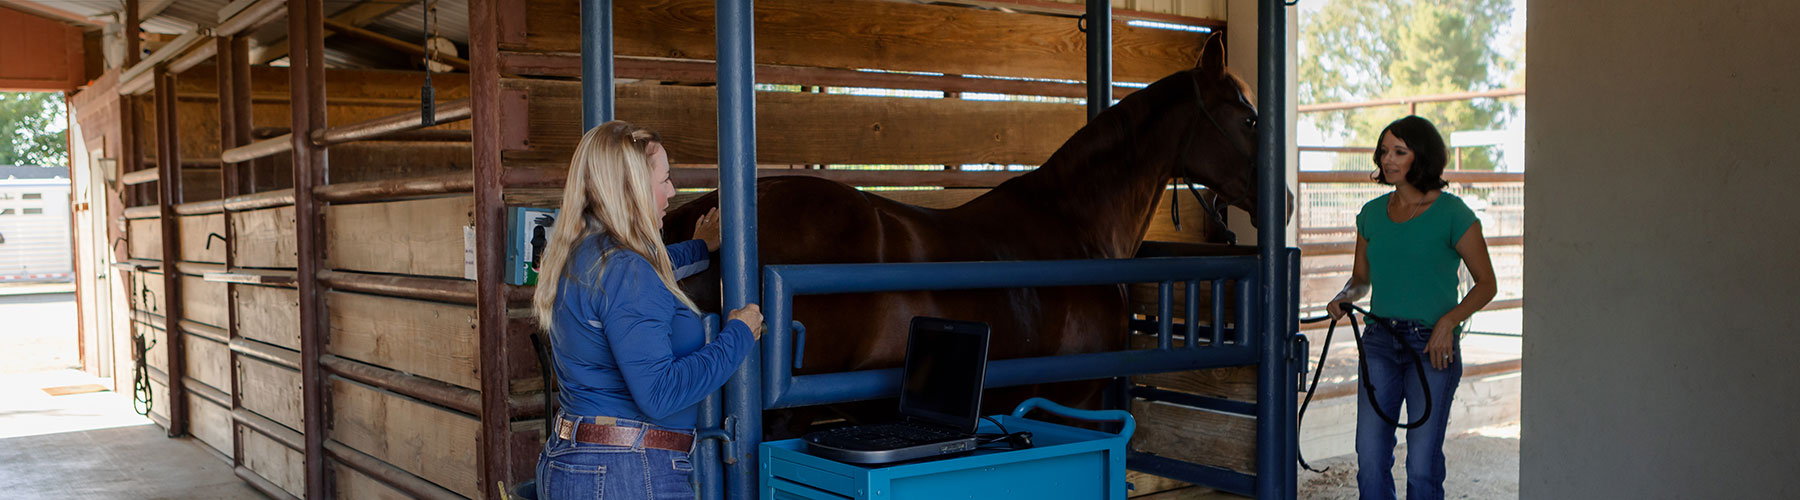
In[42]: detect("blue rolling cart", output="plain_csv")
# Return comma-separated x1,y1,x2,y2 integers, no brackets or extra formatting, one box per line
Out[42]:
760,398,1135,500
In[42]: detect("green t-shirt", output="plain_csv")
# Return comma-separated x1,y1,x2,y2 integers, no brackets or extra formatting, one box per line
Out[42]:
1356,192,1478,326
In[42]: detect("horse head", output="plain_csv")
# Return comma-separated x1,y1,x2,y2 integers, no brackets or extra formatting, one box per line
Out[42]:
1140,33,1290,227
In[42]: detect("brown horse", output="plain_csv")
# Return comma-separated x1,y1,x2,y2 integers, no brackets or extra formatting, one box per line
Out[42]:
662,37,1270,437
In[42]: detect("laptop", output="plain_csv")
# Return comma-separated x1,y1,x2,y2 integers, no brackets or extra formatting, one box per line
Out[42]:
801,316,993,465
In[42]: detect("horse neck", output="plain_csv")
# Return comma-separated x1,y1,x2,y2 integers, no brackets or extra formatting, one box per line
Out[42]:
990,114,1179,259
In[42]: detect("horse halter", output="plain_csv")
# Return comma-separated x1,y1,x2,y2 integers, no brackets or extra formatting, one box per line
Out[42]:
1169,71,1255,246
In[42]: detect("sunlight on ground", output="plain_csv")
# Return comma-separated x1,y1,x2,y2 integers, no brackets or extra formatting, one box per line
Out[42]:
0,369,154,440
1467,421,1521,440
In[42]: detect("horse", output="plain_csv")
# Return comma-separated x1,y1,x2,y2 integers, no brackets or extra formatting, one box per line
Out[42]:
661,35,1273,438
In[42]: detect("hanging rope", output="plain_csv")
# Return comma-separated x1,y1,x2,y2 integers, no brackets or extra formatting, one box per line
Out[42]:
419,0,437,126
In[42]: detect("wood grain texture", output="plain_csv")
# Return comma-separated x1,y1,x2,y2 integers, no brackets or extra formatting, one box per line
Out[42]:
329,377,481,498
231,206,297,268
239,424,306,498
178,213,228,263
237,353,304,432
521,0,1203,82
128,218,162,260
187,393,233,457
1130,399,1256,474
181,274,228,327
234,284,300,351
184,333,231,394
333,461,414,500
504,79,1085,168
326,291,479,390
324,196,474,278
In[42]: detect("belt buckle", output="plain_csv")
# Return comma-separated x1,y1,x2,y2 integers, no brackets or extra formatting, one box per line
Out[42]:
557,419,574,440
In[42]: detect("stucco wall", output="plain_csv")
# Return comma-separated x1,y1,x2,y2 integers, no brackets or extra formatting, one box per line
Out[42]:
1524,1,1800,497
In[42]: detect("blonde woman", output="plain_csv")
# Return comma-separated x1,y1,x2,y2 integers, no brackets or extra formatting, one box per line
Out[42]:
532,121,764,500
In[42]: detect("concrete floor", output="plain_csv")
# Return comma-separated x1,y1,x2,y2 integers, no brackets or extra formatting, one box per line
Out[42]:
0,291,261,499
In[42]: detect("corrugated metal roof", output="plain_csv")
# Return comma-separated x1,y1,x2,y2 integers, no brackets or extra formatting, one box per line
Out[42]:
368,0,469,45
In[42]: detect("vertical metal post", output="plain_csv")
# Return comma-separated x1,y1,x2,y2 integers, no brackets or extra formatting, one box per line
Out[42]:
471,0,514,496
153,66,186,437
717,1,761,498
215,34,245,472
1253,0,1294,497
228,36,254,195
122,0,141,207
1085,0,1112,120
289,0,329,496
582,0,615,129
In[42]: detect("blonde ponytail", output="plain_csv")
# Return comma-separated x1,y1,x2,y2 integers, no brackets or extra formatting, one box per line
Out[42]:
533,121,698,333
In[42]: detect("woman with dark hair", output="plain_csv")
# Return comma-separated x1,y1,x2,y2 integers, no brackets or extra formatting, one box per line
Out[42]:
1326,115,1496,500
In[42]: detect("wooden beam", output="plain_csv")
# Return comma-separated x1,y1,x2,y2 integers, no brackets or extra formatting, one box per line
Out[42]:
520,0,1207,83
251,0,418,65
499,54,1143,98
320,17,471,72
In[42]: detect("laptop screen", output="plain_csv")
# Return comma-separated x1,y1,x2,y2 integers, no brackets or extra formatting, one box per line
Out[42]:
897,317,992,433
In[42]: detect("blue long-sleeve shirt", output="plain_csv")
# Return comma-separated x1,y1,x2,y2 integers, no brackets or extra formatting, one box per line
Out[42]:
548,235,753,428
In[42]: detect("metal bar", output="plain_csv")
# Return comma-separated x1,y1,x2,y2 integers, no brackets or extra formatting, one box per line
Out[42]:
288,0,328,496
1157,281,1173,349
325,440,467,500
1254,0,1295,496
1297,145,1375,154
119,32,202,94
469,0,514,495
174,199,226,216
1301,235,1522,257
234,408,303,450
319,17,471,72
310,99,473,147
1212,280,1226,345
670,168,1022,189
220,190,294,212
582,0,614,129
232,337,301,370
696,314,724,500
772,347,1258,409
1298,170,1523,184
1127,452,1255,498
154,67,189,438
181,320,229,344
122,167,162,185
1085,0,1111,120
321,355,481,416
718,0,761,497
235,466,301,500
1185,279,1201,348
312,172,475,202
221,135,294,164
186,375,231,407
216,0,287,38
1297,88,1524,113
1131,386,1257,416
123,205,160,219
229,35,257,195
317,270,478,305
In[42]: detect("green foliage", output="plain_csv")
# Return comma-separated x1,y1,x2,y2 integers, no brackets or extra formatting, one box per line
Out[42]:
1300,0,1520,171
0,92,69,167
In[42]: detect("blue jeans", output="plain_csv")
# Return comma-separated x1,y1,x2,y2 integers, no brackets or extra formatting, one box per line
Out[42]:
536,412,696,500
1355,318,1461,500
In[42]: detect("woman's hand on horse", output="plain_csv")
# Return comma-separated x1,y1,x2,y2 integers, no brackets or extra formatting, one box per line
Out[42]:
695,207,722,252
729,303,765,340
1428,318,1457,370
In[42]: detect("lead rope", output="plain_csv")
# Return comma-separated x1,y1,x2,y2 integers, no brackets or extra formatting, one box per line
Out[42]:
1296,304,1434,472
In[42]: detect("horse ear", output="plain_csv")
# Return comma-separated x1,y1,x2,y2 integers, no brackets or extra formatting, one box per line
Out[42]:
1196,33,1226,78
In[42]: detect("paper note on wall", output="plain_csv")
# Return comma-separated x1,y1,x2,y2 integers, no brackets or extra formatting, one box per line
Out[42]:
464,225,477,280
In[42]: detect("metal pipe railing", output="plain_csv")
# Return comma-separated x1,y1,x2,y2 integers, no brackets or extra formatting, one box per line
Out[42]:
716,1,761,498
221,136,294,164
312,172,475,203
1086,0,1112,120
324,440,466,500
760,256,1261,408
320,17,471,72
1253,1,1296,495
317,270,478,305
320,354,480,416
310,99,473,147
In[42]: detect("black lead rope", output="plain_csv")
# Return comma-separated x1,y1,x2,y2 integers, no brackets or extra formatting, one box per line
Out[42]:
1296,304,1434,473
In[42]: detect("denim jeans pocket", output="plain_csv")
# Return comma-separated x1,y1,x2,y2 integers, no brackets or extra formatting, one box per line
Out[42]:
542,461,606,500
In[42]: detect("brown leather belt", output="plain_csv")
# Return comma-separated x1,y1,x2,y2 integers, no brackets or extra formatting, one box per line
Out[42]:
556,418,694,453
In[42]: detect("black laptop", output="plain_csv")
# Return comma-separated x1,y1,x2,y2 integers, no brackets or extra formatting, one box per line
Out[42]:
801,316,993,465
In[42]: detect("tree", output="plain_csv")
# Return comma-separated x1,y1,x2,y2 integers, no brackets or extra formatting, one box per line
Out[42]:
0,92,69,167
1300,0,1520,171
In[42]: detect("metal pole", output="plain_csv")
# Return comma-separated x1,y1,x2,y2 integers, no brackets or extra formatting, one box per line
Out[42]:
153,67,187,438
1085,0,1111,120
718,1,761,498
289,0,328,496
582,0,615,128
1253,0,1294,497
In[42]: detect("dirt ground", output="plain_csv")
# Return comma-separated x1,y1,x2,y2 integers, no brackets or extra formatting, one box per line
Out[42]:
1296,422,1521,499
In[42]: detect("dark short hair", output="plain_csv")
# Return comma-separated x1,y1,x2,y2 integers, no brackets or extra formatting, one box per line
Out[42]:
1371,115,1449,192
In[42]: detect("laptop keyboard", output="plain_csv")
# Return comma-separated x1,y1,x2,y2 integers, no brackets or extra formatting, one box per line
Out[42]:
808,422,963,450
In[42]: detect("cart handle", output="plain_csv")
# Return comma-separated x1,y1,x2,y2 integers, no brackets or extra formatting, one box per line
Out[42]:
1011,397,1136,438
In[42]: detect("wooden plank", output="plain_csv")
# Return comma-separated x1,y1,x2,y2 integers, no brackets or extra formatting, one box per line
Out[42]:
178,213,228,263
324,196,474,279
239,424,306,498
128,218,162,260
1126,471,1191,498
1130,399,1256,474
184,333,231,394
504,79,1085,168
330,378,481,498
1144,188,1221,244
231,205,297,268
129,270,169,317
188,393,233,457
146,379,172,423
205,268,298,285
234,284,300,351
333,462,413,500
181,275,229,328
522,0,1205,83
327,291,479,389
237,353,304,432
